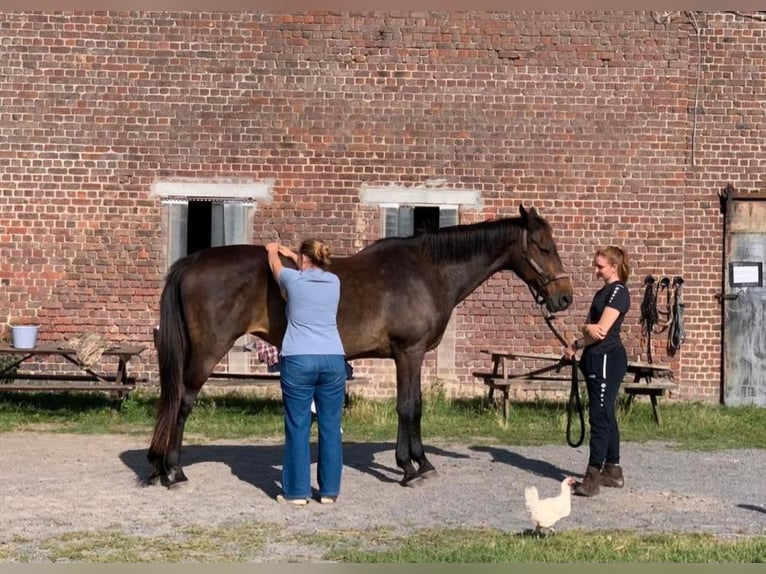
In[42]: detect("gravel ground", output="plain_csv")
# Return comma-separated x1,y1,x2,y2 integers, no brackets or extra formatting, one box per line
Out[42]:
0,432,764,561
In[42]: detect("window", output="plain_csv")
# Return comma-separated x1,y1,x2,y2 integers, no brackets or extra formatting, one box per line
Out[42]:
382,205,459,237
168,200,251,263
360,185,481,381
151,180,270,267
151,180,272,373
360,184,478,239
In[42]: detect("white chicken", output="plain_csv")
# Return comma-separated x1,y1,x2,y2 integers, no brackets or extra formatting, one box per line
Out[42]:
524,476,575,535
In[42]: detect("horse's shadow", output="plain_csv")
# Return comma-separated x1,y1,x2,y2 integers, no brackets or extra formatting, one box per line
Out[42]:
119,441,470,496
737,503,766,514
469,445,573,481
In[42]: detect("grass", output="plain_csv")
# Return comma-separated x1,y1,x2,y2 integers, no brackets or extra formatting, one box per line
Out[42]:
0,387,765,450
9,524,273,562
317,529,766,563
3,524,764,563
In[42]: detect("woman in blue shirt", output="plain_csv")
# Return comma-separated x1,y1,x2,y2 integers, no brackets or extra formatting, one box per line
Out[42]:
266,239,346,506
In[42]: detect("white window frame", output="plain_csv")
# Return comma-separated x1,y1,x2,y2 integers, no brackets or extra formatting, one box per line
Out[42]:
152,179,273,373
359,185,482,380
380,203,460,237
151,179,272,268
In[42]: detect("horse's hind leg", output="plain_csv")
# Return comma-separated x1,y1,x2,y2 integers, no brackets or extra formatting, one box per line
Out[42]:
154,354,215,488
158,386,201,487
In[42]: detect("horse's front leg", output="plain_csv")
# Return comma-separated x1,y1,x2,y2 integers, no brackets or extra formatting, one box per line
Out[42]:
395,413,419,486
393,348,434,486
409,412,437,480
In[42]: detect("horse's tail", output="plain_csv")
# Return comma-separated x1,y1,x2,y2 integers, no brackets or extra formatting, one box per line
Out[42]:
149,263,188,458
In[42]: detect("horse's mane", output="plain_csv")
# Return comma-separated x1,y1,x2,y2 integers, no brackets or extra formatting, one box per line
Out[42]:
360,217,530,263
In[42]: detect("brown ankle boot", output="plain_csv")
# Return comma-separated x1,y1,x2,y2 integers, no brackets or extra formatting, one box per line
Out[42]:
574,465,601,497
601,463,624,488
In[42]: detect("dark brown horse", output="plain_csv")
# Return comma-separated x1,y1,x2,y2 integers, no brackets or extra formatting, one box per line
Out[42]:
148,205,573,487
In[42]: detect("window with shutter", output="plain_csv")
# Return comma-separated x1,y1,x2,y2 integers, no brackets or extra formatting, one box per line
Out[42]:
154,181,268,374
167,201,188,266
382,205,458,238
439,207,458,229
165,199,253,266
363,186,480,383
152,180,268,268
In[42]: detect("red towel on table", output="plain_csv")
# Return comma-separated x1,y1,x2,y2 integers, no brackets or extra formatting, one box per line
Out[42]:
254,339,280,367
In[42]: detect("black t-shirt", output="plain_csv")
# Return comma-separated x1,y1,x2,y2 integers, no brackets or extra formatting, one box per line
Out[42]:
585,281,630,353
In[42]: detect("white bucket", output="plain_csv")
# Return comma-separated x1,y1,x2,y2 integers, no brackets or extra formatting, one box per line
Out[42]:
11,325,39,349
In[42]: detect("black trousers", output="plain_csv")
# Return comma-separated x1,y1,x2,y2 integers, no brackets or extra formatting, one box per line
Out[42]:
579,346,627,468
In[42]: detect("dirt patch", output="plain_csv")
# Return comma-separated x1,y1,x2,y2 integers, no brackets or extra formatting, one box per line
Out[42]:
1,432,764,561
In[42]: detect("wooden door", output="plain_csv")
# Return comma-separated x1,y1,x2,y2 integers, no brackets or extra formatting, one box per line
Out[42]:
722,194,766,406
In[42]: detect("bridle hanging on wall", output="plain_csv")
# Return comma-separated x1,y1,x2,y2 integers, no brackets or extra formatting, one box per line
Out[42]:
667,276,685,355
639,274,685,362
640,275,659,363
653,276,673,333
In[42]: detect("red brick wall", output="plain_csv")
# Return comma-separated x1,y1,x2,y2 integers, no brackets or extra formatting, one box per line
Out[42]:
1,11,763,401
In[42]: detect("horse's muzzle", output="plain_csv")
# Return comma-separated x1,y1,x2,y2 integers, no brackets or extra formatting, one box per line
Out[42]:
544,276,573,312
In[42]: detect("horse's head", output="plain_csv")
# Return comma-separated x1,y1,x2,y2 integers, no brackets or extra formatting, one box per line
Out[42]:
513,205,573,313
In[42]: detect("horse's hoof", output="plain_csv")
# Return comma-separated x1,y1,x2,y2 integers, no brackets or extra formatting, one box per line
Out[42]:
401,474,429,488
158,467,190,490
167,479,193,492
163,473,190,490
144,474,162,487
419,469,439,480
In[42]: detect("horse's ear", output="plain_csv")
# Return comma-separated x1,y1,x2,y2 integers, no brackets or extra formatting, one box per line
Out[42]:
519,205,539,222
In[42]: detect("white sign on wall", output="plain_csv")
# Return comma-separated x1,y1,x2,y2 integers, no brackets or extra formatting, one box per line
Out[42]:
730,262,763,287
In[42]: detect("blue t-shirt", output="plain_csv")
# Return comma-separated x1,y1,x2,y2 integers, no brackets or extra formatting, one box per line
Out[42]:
278,267,345,357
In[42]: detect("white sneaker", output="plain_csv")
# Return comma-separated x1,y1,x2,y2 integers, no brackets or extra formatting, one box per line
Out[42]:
276,494,308,506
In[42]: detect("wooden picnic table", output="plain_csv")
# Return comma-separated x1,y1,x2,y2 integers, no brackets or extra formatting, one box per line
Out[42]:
620,358,675,425
474,349,675,424
0,342,146,401
206,370,369,408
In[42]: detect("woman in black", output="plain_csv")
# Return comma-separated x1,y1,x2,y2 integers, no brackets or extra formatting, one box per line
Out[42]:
564,246,631,497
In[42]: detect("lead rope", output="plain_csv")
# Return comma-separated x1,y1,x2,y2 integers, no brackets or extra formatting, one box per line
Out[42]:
564,356,584,448
542,310,584,448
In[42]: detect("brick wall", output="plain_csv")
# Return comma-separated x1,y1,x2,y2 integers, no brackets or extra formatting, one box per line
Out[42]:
1,11,764,401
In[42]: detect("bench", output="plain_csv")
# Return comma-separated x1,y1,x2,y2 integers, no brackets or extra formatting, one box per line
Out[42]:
207,372,283,384
206,371,369,407
473,350,573,421
0,342,146,404
475,349,675,424
620,361,675,425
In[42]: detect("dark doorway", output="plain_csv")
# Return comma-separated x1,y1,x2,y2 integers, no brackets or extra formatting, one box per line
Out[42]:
186,200,212,255
413,206,440,234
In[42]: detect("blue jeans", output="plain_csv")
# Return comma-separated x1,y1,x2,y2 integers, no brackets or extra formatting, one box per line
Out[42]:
279,354,346,499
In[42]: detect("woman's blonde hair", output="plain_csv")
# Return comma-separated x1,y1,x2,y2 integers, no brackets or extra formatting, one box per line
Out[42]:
300,238,332,269
596,246,630,282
